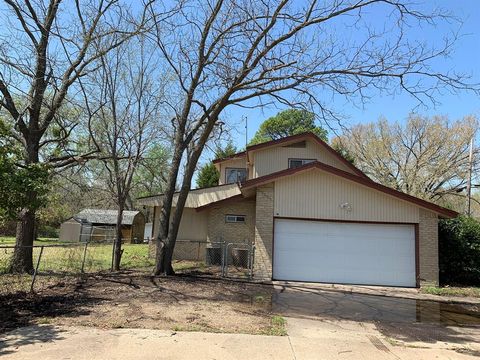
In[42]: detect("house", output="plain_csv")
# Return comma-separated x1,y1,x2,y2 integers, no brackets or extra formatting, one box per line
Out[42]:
59,209,146,243
138,132,457,287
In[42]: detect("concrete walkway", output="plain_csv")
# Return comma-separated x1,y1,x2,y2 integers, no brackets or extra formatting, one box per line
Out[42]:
1,323,479,360
273,281,480,305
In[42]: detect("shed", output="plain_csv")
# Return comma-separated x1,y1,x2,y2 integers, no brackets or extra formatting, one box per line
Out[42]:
59,209,146,243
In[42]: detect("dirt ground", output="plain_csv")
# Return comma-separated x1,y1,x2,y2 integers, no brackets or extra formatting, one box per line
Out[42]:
0,272,279,335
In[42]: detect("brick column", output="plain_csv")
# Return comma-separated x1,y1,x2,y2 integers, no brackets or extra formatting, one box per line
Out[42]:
253,184,274,281
418,209,439,286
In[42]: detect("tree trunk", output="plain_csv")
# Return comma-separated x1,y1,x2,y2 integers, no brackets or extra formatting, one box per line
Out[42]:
10,208,36,273
10,140,40,274
154,136,186,276
113,207,124,271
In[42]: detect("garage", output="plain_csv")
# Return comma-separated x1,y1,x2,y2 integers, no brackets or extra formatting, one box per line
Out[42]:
273,219,416,287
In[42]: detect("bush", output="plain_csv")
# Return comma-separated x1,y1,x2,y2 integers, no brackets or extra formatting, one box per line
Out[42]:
439,216,480,286
38,224,59,238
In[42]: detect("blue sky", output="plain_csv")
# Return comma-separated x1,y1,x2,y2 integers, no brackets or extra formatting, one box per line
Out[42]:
223,1,480,148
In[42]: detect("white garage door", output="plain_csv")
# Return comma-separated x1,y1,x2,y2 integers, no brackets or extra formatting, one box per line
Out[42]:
273,219,416,287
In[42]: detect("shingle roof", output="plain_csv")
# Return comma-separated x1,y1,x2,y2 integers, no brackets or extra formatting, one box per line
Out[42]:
75,209,141,225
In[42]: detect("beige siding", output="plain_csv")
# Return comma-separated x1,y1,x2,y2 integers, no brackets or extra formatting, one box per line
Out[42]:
153,207,208,241
274,170,420,223
207,199,256,243
252,139,355,177
218,157,248,185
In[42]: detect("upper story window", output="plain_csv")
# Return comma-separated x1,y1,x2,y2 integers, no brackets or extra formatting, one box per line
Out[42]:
225,168,247,184
288,158,316,169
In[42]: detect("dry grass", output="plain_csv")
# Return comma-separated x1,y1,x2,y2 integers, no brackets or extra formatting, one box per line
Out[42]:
0,272,282,336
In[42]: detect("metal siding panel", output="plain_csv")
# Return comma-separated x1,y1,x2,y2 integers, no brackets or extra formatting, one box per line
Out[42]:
274,170,419,223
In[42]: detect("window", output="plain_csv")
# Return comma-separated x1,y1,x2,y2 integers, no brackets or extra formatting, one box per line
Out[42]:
225,214,246,223
288,158,316,169
225,168,247,184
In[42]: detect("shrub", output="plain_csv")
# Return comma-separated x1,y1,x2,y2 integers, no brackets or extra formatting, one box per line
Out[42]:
439,216,480,286
38,225,59,238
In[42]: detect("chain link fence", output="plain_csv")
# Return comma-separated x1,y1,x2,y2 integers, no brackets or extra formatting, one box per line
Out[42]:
1,239,256,293
149,239,255,279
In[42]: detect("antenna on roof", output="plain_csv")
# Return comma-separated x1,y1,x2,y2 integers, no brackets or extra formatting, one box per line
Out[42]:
244,115,248,149
244,115,248,176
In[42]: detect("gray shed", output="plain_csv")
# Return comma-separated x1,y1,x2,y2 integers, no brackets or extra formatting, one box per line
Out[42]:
59,209,146,243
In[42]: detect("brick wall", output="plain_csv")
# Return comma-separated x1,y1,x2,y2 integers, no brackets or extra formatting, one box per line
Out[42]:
207,200,256,244
253,184,274,281
418,208,439,286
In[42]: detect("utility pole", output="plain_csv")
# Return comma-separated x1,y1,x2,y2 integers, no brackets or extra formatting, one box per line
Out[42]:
466,137,474,216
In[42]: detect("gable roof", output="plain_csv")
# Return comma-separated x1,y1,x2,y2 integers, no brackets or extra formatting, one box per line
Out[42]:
75,209,141,225
212,132,369,179
212,151,246,164
242,161,458,218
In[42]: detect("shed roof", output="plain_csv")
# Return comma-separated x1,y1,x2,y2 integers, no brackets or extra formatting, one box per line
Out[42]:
75,209,141,225
137,183,241,208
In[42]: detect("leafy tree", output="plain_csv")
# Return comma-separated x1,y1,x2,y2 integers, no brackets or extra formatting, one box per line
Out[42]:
249,109,328,145
439,216,480,286
133,144,170,199
0,122,49,223
331,139,355,164
336,115,479,208
196,142,238,188
196,163,220,188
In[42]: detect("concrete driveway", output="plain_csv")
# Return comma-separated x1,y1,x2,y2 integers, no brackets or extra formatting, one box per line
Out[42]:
1,282,479,359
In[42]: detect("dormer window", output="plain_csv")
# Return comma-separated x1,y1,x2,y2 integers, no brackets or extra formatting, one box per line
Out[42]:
226,168,247,184
288,158,315,169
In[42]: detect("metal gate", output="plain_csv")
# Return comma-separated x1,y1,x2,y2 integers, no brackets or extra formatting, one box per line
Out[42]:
205,242,255,279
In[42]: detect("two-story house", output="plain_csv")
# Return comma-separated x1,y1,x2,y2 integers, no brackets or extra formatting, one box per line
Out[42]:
138,132,457,287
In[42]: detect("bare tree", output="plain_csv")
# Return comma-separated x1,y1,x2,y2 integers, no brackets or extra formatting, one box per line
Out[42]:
0,0,150,272
332,115,479,207
147,0,478,275
84,36,163,270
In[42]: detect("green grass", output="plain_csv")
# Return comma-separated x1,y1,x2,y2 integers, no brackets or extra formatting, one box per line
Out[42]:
0,237,204,275
421,286,480,298
0,236,61,245
262,315,287,336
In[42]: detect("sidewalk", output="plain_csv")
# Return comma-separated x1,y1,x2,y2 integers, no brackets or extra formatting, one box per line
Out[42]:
1,324,478,360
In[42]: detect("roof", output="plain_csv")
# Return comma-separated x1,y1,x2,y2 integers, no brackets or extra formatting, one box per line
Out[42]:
136,183,241,208
241,161,458,218
212,151,246,164
75,209,141,225
212,132,369,179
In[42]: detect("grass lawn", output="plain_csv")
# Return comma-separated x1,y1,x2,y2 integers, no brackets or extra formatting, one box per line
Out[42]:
0,236,60,245
0,236,205,276
421,286,480,298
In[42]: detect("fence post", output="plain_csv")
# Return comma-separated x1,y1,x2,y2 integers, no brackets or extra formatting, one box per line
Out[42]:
81,242,88,273
224,243,233,278
249,244,255,279
30,246,44,293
